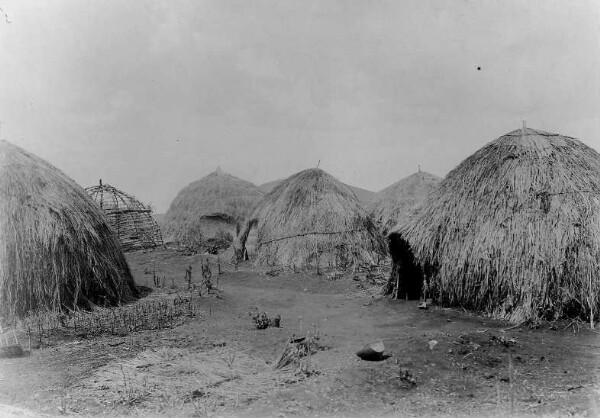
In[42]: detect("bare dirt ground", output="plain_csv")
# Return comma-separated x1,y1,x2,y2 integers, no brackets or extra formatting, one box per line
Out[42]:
1,248,599,417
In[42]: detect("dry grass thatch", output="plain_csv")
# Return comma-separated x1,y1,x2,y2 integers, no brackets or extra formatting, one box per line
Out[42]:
249,168,386,269
260,179,375,207
370,171,440,234
86,180,163,252
390,127,600,323
0,140,138,319
162,167,263,247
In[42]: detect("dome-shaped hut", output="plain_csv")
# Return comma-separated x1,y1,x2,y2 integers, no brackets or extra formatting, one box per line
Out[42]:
162,168,263,250
0,140,138,318
245,168,386,269
86,181,163,252
370,171,440,234
388,126,600,323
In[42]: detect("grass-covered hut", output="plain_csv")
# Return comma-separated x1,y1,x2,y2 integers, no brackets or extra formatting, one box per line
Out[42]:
370,171,440,234
162,167,263,250
388,126,600,324
0,140,138,318
86,180,163,252
247,168,386,269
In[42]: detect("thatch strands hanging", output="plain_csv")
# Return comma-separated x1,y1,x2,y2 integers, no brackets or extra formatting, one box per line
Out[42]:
162,167,263,248
86,181,163,252
390,127,600,323
370,171,440,234
251,168,386,269
0,140,138,319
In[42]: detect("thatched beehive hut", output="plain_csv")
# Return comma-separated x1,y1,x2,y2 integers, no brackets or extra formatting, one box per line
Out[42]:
370,171,440,234
388,126,600,323
0,140,138,318
246,168,386,269
86,180,163,252
162,168,263,249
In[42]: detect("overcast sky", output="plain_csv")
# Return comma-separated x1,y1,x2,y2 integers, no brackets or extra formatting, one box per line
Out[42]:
0,0,598,212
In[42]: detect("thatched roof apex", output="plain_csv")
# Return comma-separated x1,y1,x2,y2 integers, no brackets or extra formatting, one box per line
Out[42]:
370,171,440,233
390,126,600,322
165,168,263,222
261,167,356,204
259,173,375,206
0,140,137,318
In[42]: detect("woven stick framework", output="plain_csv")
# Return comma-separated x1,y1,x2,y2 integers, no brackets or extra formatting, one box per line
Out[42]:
86,181,163,252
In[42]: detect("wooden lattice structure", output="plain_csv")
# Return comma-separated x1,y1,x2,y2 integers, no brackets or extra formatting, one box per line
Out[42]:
86,180,163,252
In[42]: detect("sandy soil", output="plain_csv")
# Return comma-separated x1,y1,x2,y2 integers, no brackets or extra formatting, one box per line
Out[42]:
0,248,599,417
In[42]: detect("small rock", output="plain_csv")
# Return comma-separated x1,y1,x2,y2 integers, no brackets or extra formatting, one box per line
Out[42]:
428,340,438,350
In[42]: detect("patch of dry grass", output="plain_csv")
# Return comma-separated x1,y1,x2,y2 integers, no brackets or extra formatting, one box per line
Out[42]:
72,345,313,415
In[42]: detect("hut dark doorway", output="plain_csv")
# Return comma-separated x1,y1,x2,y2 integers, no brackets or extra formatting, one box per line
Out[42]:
388,233,424,300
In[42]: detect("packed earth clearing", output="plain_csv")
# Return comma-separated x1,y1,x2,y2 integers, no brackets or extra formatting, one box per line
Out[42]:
1,248,599,417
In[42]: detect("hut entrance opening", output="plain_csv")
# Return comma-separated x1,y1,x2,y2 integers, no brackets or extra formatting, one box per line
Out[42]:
388,234,424,300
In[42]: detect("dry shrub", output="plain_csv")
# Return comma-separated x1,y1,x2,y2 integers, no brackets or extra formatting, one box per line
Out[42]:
274,336,327,371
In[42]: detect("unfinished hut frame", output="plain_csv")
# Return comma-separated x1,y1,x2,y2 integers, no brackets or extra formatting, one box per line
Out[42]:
86,180,163,252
